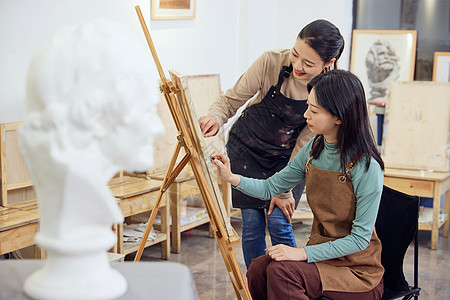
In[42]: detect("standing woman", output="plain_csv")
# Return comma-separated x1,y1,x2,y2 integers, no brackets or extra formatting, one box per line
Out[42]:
199,19,345,268
212,70,385,300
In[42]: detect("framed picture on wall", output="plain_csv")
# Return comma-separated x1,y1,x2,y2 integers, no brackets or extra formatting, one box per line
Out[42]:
432,52,450,82
350,30,417,102
151,0,196,20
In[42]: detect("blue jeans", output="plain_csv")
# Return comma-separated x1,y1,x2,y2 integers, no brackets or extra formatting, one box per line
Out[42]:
241,206,297,269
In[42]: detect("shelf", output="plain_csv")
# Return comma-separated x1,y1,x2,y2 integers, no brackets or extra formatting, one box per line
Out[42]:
111,175,170,259
418,213,449,231
180,215,210,232
6,181,33,191
122,231,167,256
154,207,209,231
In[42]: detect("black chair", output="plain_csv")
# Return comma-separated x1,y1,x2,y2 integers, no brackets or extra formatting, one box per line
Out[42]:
316,186,421,300
376,186,421,300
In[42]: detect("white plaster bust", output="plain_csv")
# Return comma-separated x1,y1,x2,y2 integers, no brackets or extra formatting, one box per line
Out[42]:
19,18,163,299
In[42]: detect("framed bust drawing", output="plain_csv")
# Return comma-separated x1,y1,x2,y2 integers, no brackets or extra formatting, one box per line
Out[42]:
350,30,417,101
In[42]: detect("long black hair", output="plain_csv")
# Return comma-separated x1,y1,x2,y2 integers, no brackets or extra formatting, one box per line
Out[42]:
307,70,384,171
299,19,344,69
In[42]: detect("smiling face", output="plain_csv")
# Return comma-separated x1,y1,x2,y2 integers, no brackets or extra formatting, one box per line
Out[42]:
289,38,334,80
303,89,341,143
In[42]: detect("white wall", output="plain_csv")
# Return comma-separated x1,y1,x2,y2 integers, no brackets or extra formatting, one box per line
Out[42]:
0,0,352,123
239,0,353,74
0,0,152,122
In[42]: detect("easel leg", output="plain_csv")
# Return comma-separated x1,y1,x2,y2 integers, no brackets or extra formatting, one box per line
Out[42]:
208,224,215,237
134,142,190,261
169,182,181,253
443,190,449,238
431,183,440,250
110,224,119,254
214,228,251,300
161,199,170,259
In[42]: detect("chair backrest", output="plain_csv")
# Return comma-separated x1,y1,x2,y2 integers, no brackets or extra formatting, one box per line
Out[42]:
375,185,420,296
0,122,36,207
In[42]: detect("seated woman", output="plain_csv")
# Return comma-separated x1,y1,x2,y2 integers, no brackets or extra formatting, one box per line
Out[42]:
212,70,384,300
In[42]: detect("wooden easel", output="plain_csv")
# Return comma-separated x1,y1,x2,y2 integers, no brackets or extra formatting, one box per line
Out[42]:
133,6,251,300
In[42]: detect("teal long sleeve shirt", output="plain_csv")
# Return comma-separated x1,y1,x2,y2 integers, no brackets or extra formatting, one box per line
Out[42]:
236,138,384,263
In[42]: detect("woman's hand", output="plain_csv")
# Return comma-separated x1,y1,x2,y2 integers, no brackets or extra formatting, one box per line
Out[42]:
368,97,386,107
199,116,219,137
266,244,307,261
210,153,241,187
268,194,295,222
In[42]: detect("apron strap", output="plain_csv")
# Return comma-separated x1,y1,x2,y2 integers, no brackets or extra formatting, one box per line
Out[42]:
305,135,321,172
274,64,292,95
340,153,360,182
305,135,361,182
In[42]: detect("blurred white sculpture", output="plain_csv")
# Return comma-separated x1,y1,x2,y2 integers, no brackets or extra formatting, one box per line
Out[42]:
19,18,163,299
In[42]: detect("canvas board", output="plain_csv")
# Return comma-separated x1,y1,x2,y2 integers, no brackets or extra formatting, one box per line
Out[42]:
382,81,450,172
169,70,234,237
150,74,225,174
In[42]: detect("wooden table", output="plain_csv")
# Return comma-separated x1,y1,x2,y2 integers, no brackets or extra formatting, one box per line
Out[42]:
1,177,170,260
150,170,209,253
383,168,450,250
0,199,44,258
109,175,170,259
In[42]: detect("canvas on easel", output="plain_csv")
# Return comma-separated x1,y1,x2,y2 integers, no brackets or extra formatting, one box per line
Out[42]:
382,81,450,172
151,74,225,175
169,70,236,239
174,73,225,156
133,6,251,300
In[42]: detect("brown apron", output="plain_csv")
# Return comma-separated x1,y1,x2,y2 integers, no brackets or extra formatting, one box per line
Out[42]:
304,154,384,292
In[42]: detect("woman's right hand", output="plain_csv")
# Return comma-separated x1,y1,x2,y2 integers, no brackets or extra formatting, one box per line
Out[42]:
199,116,219,137
266,244,307,261
210,153,241,187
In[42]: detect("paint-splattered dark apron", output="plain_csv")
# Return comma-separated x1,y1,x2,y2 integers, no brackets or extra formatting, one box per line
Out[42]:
227,64,308,209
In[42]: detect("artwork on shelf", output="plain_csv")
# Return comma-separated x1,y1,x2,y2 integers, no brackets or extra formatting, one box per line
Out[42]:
350,30,417,102
382,81,450,172
151,0,196,20
432,52,450,82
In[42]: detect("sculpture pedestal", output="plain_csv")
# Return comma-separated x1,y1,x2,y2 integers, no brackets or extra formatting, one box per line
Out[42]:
24,251,127,300
23,230,127,300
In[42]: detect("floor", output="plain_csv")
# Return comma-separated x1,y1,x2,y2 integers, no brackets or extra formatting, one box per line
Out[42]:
133,216,450,300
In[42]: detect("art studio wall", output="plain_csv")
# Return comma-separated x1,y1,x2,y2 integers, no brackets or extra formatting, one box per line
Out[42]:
0,0,352,123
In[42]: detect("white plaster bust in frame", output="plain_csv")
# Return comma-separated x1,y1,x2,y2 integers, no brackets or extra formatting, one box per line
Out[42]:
19,19,163,299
